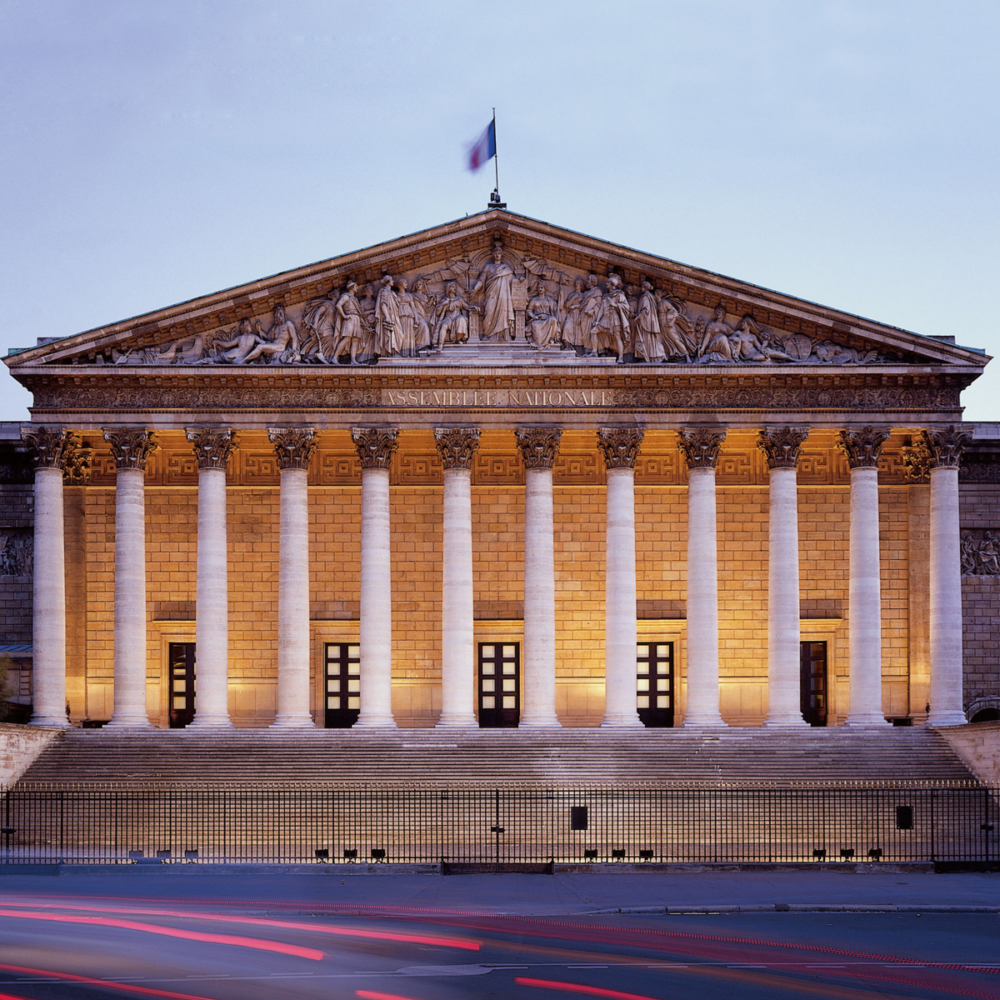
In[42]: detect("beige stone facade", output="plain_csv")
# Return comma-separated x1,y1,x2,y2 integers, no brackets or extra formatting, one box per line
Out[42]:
2,210,998,730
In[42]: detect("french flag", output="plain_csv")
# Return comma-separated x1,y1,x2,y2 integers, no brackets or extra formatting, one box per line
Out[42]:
467,120,496,171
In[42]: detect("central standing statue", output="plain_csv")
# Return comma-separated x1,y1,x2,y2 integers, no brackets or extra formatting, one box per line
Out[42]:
470,242,515,342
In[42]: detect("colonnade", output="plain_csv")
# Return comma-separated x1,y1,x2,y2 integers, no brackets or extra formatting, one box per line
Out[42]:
22,422,971,730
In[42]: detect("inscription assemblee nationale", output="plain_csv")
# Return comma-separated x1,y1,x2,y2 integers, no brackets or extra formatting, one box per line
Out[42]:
382,388,615,408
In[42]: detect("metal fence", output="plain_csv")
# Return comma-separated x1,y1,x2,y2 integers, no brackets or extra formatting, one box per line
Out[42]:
2,782,997,866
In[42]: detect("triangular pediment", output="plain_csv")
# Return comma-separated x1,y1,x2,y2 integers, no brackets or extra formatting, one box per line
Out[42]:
5,210,990,374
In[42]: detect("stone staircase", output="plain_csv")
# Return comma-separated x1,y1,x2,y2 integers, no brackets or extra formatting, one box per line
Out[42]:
17,726,978,787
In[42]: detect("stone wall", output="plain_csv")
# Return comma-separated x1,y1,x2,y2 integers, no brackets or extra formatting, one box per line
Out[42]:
0,723,60,785
936,721,1000,785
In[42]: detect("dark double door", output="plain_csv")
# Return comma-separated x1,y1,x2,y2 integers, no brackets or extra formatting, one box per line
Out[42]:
478,642,520,727
637,641,674,727
168,643,196,729
800,641,828,726
325,643,361,728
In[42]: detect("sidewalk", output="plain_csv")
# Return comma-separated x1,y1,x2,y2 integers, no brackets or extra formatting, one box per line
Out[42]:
1,866,997,914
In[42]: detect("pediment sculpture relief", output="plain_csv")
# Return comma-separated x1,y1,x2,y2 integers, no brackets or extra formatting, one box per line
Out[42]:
75,241,886,368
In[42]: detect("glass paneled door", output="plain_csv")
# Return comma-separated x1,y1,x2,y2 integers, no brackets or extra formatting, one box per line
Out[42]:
800,641,828,727
168,643,196,729
637,641,674,727
478,642,520,728
325,643,361,728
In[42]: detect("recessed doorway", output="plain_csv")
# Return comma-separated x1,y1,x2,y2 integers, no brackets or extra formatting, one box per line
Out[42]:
478,642,520,728
324,643,361,728
637,641,674,727
800,640,828,727
168,643,196,729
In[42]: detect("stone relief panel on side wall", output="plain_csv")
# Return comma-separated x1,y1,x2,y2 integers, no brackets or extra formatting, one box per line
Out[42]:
69,241,891,369
961,530,1000,577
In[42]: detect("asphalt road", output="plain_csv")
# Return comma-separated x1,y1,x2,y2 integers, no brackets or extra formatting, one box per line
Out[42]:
0,875,997,999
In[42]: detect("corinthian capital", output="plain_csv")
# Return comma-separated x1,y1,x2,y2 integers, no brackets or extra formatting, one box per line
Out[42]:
268,427,317,470
21,426,78,471
837,426,889,469
597,427,645,470
515,427,562,470
678,427,726,470
187,428,240,471
351,427,398,470
923,426,971,470
102,428,158,471
434,427,480,470
757,427,809,470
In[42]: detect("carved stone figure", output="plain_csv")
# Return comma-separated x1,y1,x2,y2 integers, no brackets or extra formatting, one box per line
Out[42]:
215,318,261,365
0,530,33,576
242,306,300,364
633,279,665,363
149,332,208,365
657,294,694,361
396,277,429,357
526,280,561,349
729,315,792,363
595,274,631,360
979,531,1000,575
410,277,436,351
374,274,404,357
471,243,515,342
698,305,735,362
579,274,604,357
961,533,980,576
434,281,475,345
560,276,587,355
329,281,373,365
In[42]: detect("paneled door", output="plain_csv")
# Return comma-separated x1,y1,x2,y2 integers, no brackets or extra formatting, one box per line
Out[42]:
637,641,674,727
324,643,361,728
800,641,828,727
478,642,520,728
168,643,196,729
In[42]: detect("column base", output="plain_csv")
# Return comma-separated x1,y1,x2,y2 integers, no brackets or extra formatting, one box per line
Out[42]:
106,715,153,729
29,714,70,728
844,713,891,727
435,714,478,729
188,714,234,730
519,714,562,728
681,713,727,729
926,711,968,727
600,714,643,729
269,714,316,729
354,715,397,729
763,713,808,728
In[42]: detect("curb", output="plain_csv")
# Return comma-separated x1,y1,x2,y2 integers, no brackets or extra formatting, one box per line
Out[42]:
589,903,1000,914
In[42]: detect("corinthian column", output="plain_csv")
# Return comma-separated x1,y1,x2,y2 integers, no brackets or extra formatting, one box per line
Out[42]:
22,427,77,727
186,428,239,728
103,428,158,728
838,427,891,727
924,427,971,726
515,427,562,727
598,427,645,728
269,428,317,728
758,427,809,727
679,427,727,728
352,427,399,728
434,427,480,728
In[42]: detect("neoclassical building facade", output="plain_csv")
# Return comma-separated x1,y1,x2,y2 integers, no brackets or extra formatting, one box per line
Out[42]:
2,210,998,730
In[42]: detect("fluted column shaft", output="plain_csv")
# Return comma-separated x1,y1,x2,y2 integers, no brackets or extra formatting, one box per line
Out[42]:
353,428,398,728
759,429,808,727
840,427,890,727
269,428,317,728
599,427,644,728
516,427,562,727
23,427,76,728
435,428,480,728
188,429,238,728
679,429,726,728
104,428,157,728
925,427,970,726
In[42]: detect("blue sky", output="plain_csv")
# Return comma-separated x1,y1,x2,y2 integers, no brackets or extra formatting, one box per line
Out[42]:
1,0,997,419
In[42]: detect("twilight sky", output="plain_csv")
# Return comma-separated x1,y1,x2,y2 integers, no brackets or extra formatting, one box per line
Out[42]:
1,0,998,420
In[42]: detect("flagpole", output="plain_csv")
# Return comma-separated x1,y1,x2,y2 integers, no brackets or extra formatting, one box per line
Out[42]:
492,107,499,195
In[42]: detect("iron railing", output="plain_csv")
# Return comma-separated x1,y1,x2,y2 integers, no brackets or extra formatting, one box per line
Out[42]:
1,782,997,866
